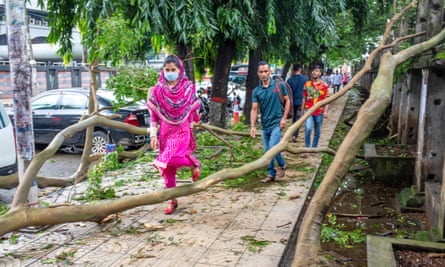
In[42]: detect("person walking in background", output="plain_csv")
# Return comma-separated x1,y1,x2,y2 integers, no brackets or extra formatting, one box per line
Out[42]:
342,72,349,86
286,64,307,142
147,55,201,215
250,61,290,183
321,71,330,86
332,70,342,94
302,65,329,148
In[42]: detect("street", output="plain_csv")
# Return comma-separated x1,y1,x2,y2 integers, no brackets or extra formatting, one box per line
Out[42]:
36,149,81,178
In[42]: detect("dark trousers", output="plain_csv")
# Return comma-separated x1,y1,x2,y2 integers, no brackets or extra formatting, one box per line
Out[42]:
333,84,340,93
292,105,302,138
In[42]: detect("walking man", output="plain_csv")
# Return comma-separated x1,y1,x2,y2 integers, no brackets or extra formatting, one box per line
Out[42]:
250,61,290,182
332,70,342,94
286,64,307,142
302,65,329,148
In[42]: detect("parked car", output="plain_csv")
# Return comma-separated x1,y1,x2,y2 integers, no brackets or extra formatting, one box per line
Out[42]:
9,88,150,153
228,73,247,86
0,102,17,176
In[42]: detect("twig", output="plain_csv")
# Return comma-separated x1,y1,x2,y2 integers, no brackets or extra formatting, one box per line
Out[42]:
205,127,238,154
277,222,292,228
195,122,253,137
202,146,227,160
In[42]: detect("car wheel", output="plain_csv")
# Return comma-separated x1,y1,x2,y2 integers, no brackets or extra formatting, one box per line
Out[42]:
91,131,108,153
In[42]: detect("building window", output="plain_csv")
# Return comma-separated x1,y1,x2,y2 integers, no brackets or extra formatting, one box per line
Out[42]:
47,69,58,89
0,34,6,45
31,36,48,44
71,69,81,87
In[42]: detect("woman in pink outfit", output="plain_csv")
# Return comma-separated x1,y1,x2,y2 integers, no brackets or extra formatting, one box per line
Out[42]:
147,55,201,214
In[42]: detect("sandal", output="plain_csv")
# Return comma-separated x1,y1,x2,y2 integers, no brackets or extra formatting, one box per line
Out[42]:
261,175,275,183
164,199,178,215
191,166,201,182
277,166,286,178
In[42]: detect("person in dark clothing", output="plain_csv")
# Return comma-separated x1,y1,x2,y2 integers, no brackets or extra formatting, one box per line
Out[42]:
286,64,308,142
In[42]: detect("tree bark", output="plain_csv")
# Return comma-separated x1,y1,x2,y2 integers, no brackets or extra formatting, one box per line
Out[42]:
244,47,262,124
209,39,236,128
7,0,38,207
176,42,195,83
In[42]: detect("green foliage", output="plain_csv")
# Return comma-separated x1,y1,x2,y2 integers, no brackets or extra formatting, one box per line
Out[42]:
190,125,265,189
0,203,8,216
314,153,334,189
394,59,412,83
434,49,445,60
241,235,271,253
106,65,158,107
321,214,366,247
92,14,147,65
42,248,77,265
8,234,19,245
83,152,122,201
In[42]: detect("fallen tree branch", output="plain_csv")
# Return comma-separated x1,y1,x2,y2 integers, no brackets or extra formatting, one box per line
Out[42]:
286,146,336,155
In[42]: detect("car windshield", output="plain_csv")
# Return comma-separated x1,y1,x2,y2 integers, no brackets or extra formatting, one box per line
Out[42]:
97,90,146,107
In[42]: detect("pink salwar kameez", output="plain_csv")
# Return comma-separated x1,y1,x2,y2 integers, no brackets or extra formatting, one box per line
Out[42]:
147,56,201,191
150,112,200,188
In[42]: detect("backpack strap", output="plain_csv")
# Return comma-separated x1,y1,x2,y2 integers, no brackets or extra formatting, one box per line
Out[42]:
274,79,285,104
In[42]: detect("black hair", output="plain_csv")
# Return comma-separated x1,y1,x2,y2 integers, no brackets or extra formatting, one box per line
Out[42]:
293,64,302,72
258,60,269,67
311,64,321,71
164,54,181,68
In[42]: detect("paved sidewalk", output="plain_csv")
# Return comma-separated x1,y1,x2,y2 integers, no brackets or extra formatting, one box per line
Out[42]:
0,92,348,267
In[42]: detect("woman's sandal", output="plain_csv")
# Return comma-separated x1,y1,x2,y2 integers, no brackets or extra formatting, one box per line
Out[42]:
191,166,201,182
164,199,178,215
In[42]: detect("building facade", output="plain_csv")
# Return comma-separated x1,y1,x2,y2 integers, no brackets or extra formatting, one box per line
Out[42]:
0,3,112,104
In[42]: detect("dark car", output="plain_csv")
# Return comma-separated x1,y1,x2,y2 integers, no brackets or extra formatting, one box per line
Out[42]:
10,88,150,153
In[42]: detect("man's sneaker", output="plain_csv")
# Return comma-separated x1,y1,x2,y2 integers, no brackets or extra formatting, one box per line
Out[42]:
277,166,286,178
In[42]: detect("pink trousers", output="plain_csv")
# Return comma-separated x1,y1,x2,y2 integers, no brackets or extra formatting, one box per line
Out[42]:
162,156,197,188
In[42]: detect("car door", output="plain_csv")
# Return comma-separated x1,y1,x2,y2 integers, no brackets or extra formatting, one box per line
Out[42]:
0,102,17,175
57,92,89,145
31,92,62,144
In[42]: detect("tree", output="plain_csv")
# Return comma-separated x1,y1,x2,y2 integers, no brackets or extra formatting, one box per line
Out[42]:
292,1,445,265
7,0,39,205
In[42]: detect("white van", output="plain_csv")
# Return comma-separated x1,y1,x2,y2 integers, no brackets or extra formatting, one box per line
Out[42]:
0,102,17,176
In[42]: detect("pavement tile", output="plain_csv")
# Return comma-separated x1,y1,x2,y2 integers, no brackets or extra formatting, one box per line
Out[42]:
229,210,269,229
110,254,158,267
237,253,282,267
0,256,22,266
150,246,207,266
71,250,127,266
209,236,246,252
36,245,93,265
218,225,257,240
198,248,242,267
92,234,143,253
173,225,220,248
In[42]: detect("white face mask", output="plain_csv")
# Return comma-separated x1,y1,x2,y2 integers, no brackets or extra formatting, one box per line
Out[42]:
164,71,179,82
